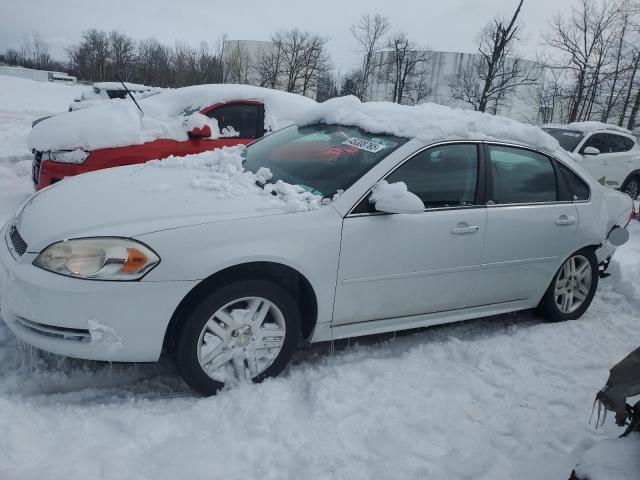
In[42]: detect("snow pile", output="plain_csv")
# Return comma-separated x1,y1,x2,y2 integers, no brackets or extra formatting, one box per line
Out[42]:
0,76,85,224
573,433,640,480
0,75,84,113
28,84,317,151
149,146,323,212
564,121,633,135
297,96,562,154
88,319,123,354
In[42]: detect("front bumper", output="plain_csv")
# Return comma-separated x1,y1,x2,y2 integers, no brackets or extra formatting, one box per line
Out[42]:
0,225,198,362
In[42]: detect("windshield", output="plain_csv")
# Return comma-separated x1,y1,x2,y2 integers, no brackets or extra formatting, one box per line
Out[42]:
242,124,406,197
542,128,585,152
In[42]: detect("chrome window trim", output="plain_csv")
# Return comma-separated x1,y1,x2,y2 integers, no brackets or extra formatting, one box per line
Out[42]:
346,140,483,217
345,139,591,217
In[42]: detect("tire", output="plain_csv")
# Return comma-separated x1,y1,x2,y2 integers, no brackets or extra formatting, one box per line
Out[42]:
622,175,640,200
536,248,599,322
172,279,301,395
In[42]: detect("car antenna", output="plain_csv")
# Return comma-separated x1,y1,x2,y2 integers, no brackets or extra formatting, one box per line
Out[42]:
117,76,144,117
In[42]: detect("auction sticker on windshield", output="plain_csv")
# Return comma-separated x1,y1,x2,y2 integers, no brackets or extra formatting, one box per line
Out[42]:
342,137,387,153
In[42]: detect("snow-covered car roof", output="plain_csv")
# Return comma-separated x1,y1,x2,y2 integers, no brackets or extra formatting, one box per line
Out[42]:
29,87,564,158
543,121,633,136
29,84,318,151
92,82,155,92
297,96,561,155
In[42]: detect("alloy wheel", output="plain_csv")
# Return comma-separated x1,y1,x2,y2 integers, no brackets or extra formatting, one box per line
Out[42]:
196,296,286,382
554,255,593,314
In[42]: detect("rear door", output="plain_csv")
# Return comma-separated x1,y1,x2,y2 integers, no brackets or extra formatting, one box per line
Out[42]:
471,144,579,306
604,133,640,187
177,102,265,156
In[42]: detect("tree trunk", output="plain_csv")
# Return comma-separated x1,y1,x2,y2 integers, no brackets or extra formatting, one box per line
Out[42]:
627,88,640,131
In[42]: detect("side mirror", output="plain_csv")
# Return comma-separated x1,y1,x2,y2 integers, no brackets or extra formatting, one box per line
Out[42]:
371,181,424,214
188,125,212,139
583,146,600,155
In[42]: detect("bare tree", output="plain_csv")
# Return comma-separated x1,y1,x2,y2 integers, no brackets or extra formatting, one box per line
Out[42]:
4,32,52,70
222,41,252,84
382,31,432,104
350,14,390,100
451,0,536,113
255,37,284,89
108,31,136,81
544,0,618,122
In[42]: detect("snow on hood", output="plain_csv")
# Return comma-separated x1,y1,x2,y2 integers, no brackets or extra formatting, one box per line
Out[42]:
296,96,562,155
16,146,323,250
28,84,317,151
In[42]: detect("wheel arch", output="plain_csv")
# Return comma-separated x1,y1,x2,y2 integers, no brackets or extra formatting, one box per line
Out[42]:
163,261,319,352
621,169,640,189
534,243,602,305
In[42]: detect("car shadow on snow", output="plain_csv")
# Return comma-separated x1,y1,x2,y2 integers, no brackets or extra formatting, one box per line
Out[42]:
0,309,544,403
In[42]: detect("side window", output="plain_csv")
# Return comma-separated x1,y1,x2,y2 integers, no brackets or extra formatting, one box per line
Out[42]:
206,104,261,139
557,162,590,201
488,145,557,204
581,133,607,153
607,134,632,153
386,144,479,209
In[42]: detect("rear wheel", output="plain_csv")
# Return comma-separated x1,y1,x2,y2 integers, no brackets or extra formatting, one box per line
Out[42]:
622,175,640,200
536,248,599,322
172,279,300,395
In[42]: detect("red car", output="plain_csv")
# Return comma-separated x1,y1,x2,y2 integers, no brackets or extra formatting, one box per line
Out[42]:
29,85,316,190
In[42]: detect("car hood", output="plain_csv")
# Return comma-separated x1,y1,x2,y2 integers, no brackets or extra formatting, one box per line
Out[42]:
13,164,296,253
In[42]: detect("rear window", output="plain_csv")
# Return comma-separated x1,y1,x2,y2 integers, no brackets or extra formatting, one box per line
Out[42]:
557,162,590,201
106,90,129,100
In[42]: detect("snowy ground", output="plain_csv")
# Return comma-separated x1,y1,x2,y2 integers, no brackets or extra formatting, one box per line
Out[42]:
0,76,639,480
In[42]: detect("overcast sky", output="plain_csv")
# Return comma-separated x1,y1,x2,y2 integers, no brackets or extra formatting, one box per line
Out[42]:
1,0,575,73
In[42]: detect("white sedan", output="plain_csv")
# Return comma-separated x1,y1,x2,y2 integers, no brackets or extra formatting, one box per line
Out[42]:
0,100,633,395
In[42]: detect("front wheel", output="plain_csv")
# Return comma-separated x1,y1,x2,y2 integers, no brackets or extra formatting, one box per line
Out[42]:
536,248,599,322
172,279,301,395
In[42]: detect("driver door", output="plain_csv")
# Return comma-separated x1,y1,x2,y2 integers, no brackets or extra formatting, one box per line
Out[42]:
332,143,487,325
177,102,265,156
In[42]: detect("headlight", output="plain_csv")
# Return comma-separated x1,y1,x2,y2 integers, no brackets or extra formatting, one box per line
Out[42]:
46,149,89,164
33,238,160,280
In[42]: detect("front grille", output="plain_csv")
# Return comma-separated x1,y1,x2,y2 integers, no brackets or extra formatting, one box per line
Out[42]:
9,226,27,256
14,316,91,343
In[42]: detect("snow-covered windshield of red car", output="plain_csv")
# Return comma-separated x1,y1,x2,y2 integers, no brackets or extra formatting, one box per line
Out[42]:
242,124,407,197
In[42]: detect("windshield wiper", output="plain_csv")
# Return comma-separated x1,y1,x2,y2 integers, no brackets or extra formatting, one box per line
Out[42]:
117,77,144,117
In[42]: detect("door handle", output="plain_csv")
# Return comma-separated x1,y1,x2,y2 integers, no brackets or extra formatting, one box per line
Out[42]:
555,215,576,226
451,223,480,234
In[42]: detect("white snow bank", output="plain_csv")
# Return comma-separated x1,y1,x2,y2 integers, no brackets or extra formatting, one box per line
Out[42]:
28,84,317,151
0,75,85,113
297,96,562,155
574,433,640,480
